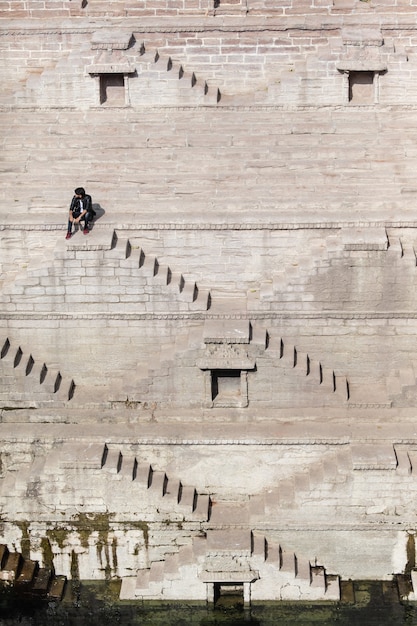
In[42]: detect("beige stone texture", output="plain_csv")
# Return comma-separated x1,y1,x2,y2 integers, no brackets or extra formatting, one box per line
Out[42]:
3,1,417,604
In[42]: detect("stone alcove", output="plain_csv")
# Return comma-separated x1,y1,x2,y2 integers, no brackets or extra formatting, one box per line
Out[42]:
87,30,136,106
196,320,257,408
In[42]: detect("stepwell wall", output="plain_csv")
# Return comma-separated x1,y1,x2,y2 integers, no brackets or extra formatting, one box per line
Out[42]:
1,23,417,107
2,0,417,596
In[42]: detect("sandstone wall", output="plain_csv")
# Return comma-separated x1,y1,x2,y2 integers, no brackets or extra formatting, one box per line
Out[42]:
1,19,417,107
3,0,417,18
3,0,417,603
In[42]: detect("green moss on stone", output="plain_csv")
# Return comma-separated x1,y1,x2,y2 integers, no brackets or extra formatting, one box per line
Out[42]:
40,536,54,568
405,532,416,575
46,527,68,550
16,521,30,560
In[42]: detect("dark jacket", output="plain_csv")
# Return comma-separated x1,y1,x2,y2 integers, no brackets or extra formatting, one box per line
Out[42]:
69,194,93,216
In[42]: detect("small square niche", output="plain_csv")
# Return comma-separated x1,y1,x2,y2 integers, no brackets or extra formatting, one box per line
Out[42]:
100,73,126,105
210,369,248,408
348,71,374,104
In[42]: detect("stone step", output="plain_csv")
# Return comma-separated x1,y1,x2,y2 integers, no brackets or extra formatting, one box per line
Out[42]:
251,533,330,594
149,561,165,583
163,477,182,503
119,455,138,480
0,544,66,600
15,559,38,587
31,567,52,595
0,552,22,582
393,446,412,475
149,470,168,496
0,545,9,569
209,501,250,525
351,443,397,471
206,529,251,554
406,450,417,475
325,574,341,600
47,575,67,601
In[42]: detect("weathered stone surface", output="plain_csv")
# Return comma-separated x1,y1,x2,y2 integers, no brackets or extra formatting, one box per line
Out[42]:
3,0,417,606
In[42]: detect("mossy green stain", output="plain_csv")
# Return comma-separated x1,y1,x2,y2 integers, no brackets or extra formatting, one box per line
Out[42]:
73,512,112,550
70,550,79,581
405,532,415,575
46,527,68,550
16,521,30,560
129,521,149,549
40,537,54,568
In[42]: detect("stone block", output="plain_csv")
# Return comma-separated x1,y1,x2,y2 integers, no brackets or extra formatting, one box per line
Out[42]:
16,559,38,586
47,575,67,600
0,552,22,582
206,529,251,554
0,545,9,570
351,444,397,470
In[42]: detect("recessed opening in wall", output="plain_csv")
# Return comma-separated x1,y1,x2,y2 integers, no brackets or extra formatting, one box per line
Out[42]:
214,582,244,608
211,369,241,403
100,73,125,105
348,71,374,104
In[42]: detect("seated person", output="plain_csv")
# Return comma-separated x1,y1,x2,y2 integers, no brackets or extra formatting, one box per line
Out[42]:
66,187,94,239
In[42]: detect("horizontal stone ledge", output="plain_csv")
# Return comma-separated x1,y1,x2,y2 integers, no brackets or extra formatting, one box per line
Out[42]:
200,571,259,583
3,221,417,232
3,312,417,320
208,522,417,532
6,102,417,113
67,436,351,445
4,17,417,35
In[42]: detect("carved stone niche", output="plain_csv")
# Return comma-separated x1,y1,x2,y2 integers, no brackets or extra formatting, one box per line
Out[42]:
87,31,136,106
196,321,257,409
336,28,388,105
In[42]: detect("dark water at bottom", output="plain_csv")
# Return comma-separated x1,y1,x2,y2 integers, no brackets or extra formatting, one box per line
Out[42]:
2,581,417,626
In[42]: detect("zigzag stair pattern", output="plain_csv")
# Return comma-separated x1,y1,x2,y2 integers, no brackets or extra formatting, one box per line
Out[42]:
0,544,66,601
252,322,350,402
101,443,212,521
138,42,222,105
102,443,343,601
0,337,75,405
120,529,340,601
107,233,211,311
275,334,350,401
248,447,352,522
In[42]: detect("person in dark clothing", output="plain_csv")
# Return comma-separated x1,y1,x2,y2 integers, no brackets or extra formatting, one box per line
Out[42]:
66,187,94,239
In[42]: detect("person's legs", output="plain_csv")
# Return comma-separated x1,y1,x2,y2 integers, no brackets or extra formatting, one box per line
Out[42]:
66,215,74,239
82,210,92,234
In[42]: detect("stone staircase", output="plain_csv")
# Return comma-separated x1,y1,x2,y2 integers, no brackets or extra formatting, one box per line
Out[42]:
0,544,66,601
272,333,350,402
394,445,417,475
1,229,211,314
107,233,211,311
101,443,212,521
202,446,352,528
120,528,340,601
137,42,222,106
0,336,76,406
